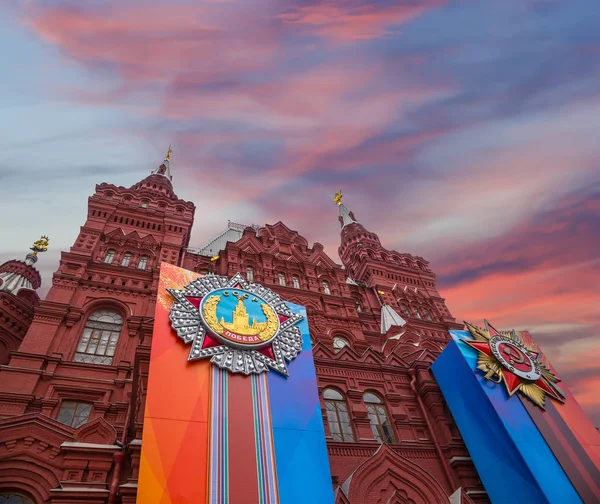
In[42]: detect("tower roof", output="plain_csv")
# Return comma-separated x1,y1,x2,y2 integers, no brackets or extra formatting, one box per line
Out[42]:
131,146,177,198
0,236,48,296
333,190,358,229
151,145,173,181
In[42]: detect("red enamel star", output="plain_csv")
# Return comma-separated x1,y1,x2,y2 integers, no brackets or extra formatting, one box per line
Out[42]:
463,320,566,409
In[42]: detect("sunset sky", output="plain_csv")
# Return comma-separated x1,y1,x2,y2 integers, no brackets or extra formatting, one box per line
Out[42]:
1,1,598,424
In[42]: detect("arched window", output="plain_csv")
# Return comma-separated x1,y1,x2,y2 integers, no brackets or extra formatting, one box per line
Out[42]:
292,275,300,289
278,273,286,286
246,267,254,283
137,255,148,270
73,310,123,365
401,304,411,317
57,401,92,428
413,306,422,320
364,392,395,444
322,281,331,295
121,253,132,267
323,389,354,442
0,494,35,504
333,336,348,353
422,307,433,321
104,249,115,264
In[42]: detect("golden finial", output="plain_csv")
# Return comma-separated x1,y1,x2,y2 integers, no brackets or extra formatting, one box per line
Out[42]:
333,189,343,206
165,144,172,161
377,290,385,295
30,235,50,256
210,255,219,262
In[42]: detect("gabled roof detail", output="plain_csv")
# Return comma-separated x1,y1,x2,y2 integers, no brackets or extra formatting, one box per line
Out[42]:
339,444,449,503
357,348,385,365
308,249,339,270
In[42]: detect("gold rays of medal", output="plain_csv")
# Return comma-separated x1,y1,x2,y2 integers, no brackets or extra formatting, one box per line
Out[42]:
464,321,566,409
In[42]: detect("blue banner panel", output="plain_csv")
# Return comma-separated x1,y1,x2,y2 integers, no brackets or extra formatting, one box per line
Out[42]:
432,333,581,504
267,304,335,504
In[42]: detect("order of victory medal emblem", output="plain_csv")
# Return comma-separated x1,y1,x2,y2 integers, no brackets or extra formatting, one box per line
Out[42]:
167,272,304,375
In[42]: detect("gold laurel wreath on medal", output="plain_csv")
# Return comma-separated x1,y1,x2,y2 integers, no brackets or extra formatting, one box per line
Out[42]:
202,294,279,342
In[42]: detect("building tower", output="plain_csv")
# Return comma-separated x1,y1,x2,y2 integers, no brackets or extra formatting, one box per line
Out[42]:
0,236,49,366
0,150,195,503
335,190,462,341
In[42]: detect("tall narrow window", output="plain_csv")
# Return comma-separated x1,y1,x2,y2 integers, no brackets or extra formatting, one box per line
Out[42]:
323,389,354,442
246,267,254,283
322,281,331,295
422,307,433,321
292,275,300,288
278,273,286,286
333,336,348,353
104,249,115,264
121,253,132,267
364,392,395,444
413,306,422,320
401,304,411,317
138,255,148,270
57,401,92,428
73,310,123,365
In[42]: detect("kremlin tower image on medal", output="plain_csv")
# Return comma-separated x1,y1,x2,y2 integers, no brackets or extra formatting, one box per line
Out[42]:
0,146,598,504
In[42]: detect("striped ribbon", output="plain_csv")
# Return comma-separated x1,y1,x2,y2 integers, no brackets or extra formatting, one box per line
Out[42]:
252,373,280,504
208,368,280,504
209,367,229,504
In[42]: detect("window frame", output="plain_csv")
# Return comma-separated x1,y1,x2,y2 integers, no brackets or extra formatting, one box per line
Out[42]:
104,249,116,264
246,266,254,283
363,391,396,444
292,275,300,289
278,273,286,286
322,281,331,295
56,400,93,428
73,309,124,366
323,388,355,442
121,252,132,267
0,493,36,504
137,255,148,270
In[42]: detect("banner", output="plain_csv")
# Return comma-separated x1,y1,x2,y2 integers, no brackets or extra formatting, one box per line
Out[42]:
138,263,334,503
432,322,600,504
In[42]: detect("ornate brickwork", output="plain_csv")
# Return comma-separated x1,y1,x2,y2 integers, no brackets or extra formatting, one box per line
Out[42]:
0,156,487,502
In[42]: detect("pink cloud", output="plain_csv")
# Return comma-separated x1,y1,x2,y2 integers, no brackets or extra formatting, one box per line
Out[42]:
24,3,281,91
278,1,444,42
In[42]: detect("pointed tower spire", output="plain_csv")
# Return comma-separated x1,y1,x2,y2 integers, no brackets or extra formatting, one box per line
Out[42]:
333,190,358,228
151,145,173,181
335,191,382,277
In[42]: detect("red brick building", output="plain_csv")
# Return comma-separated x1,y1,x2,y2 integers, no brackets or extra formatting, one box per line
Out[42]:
0,153,487,503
